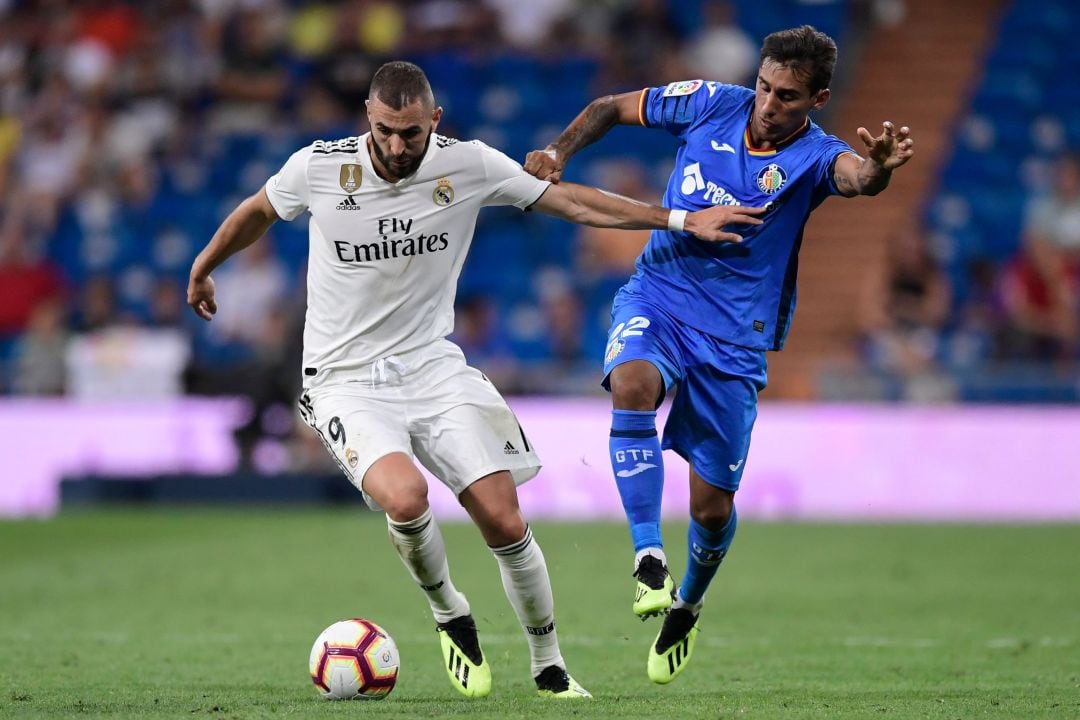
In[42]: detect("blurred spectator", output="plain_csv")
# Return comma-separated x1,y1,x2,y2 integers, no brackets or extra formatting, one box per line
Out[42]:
529,268,592,392
680,1,757,86
1023,153,1080,269
858,225,951,377
206,235,288,348
148,276,188,329
484,0,573,50
602,0,687,89
408,0,498,52
209,8,289,134
0,229,64,339
943,258,1000,370
575,160,655,280
75,276,122,332
11,299,68,395
998,233,1078,362
995,153,1080,362
451,294,522,392
65,323,190,400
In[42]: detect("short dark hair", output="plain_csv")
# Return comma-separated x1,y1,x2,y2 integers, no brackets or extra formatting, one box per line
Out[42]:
759,25,837,94
368,61,434,110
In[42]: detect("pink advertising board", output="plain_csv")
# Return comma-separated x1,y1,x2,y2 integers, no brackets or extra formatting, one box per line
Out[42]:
1,398,1077,520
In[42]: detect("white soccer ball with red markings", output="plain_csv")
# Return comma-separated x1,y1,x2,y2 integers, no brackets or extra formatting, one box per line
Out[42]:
309,618,400,700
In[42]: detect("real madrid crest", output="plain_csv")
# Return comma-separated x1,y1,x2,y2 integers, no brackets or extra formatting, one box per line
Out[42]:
433,178,454,206
756,163,787,194
339,164,362,193
345,448,359,468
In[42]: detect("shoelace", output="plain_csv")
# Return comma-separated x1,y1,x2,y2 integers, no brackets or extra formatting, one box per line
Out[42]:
635,557,668,589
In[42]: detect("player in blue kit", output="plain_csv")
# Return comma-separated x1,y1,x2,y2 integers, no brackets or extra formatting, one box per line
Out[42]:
525,25,914,683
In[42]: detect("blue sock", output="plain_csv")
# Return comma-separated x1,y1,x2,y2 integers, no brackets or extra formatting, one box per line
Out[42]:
609,409,664,552
679,507,738,605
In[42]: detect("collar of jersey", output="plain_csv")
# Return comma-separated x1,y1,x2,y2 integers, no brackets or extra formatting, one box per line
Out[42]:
743,120,809,156
361,132,439,186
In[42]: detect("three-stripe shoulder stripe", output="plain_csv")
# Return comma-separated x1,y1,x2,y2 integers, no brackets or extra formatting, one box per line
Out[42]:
313,138,360,155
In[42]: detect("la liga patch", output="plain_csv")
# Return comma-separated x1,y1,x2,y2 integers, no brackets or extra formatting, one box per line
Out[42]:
662,80,704,97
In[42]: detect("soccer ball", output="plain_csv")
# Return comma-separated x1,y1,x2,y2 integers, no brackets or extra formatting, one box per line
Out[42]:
309,619,400,700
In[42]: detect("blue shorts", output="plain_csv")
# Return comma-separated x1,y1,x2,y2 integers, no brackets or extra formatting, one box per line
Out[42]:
602,293,768,492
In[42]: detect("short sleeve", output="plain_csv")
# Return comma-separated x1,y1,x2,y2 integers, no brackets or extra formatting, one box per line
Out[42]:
265,146,312,221
476,141,551,209
642,80,748,139
818,138,859,197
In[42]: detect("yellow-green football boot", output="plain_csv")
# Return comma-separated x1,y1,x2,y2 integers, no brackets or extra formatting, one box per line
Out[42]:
633,555,676,619
436,615,492,698
534,665,592,698
647,607,699,684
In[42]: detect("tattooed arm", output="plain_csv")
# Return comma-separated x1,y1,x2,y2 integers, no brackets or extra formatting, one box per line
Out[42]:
523,91,645,183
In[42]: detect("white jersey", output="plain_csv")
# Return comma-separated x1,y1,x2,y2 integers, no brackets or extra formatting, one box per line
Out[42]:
264,133,550,388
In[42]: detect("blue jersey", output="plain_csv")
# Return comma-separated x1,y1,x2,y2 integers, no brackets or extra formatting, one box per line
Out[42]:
622,80,854,351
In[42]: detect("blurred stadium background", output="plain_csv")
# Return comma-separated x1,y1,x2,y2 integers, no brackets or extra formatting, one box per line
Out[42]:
2,0,1078,515
2,1,1079,717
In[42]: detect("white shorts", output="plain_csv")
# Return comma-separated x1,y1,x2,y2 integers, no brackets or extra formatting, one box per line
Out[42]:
297,340,541,510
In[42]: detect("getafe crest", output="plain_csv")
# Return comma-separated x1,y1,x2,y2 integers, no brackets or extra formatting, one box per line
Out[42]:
433,178,454,206
756,163,787,194
339,164,362,193
605,338,625,365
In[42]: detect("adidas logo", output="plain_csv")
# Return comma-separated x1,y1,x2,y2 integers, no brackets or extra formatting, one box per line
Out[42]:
667,637,690,675
447,646,470,687
336,195,362,211
503,441,519,455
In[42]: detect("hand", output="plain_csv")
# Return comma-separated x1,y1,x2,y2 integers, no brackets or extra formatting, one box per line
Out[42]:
685,204,767,243
857,121,914,170
523,146,565,183
187,275,217,321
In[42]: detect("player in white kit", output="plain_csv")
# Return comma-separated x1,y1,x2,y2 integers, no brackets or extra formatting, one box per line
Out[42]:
187,61,757,699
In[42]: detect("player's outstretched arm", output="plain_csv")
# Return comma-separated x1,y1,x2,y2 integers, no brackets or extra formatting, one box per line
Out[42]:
833,121,915,197
524,92,643,183
187,188,279,321
532,182,766,243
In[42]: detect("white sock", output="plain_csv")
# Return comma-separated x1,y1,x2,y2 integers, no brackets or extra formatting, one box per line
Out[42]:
386,509,470,624
490,525,563,677
673,588,703,615
634,546,668,569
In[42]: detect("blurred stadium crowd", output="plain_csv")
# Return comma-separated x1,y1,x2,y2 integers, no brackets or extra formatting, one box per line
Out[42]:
0,0,1078,432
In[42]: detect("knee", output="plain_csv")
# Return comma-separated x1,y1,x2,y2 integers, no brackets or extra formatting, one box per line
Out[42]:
381,488,429,524
482,514,528,549
690,492,734,531
610,362,663,410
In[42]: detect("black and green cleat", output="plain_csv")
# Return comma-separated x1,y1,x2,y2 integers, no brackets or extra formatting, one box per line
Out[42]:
633,555,676,619
647,607,699,684
534,664,592,698
436,614,492,698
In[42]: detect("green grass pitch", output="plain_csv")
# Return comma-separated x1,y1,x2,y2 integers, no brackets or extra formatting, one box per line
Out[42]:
1,509,1077,719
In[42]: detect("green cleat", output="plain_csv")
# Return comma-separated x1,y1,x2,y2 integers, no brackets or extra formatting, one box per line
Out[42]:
633,555,676,619
436,615,492,698
647,607,699,684
534,665,592,698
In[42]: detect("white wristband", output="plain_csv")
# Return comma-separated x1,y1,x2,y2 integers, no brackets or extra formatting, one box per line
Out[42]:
667,209,687,233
